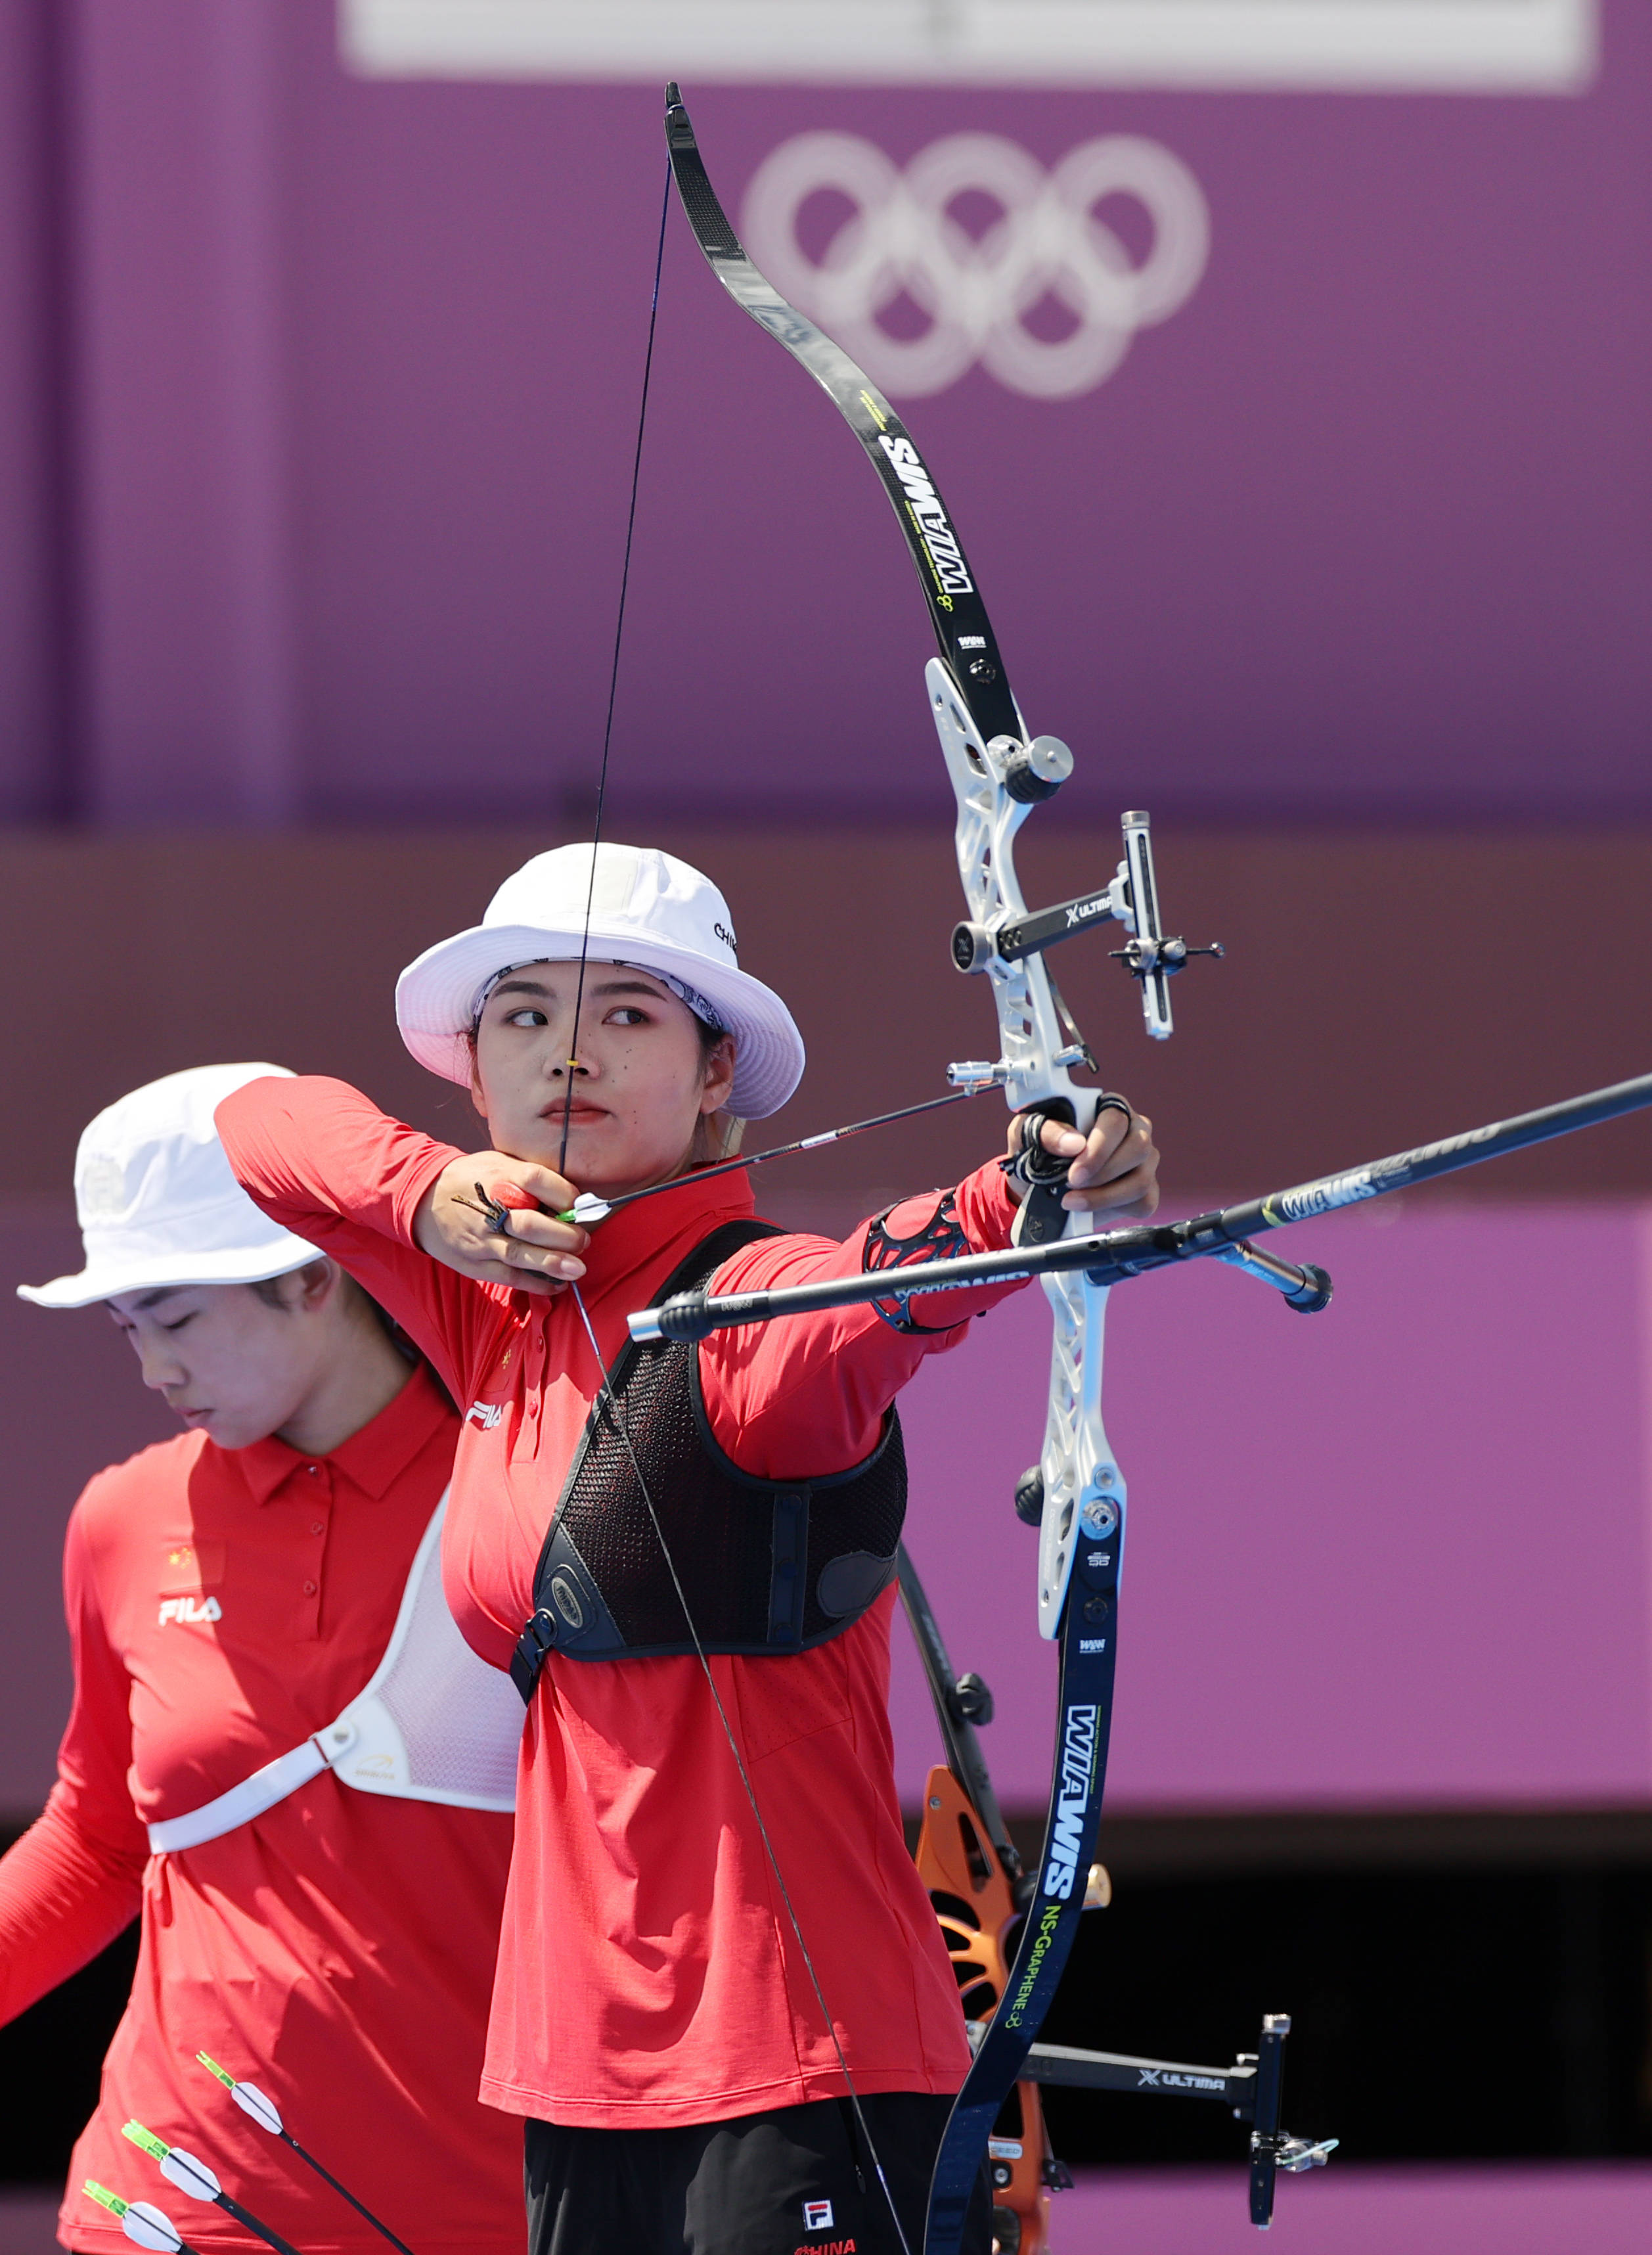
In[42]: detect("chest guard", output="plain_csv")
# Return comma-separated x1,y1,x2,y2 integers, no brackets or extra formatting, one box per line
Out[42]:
511,1220,906,1699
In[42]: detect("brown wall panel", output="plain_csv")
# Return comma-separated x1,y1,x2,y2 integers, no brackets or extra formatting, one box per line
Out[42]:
1,827,1649,1208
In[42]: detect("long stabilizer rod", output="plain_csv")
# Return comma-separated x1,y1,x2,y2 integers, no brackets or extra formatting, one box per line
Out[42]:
630,1068,1652,1341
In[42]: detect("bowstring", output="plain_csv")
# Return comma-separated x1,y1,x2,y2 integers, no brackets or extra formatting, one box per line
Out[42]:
560,161,673,1179
564,1283,917,2255
556,147,918,2255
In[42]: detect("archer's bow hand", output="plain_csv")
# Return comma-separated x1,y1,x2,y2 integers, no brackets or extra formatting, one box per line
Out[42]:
1006,1103,1161,1221
414,1152,589,1292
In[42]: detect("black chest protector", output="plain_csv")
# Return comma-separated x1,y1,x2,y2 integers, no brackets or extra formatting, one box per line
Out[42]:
510,1220,907,1701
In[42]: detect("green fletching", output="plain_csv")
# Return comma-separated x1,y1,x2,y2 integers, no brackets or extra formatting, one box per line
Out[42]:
122,2122,169,2160
195,2052,235,2089
85,2182,128,2217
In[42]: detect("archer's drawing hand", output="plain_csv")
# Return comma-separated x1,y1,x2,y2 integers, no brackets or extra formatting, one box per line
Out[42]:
1007,1103,1161,1221
414,1152,589,1294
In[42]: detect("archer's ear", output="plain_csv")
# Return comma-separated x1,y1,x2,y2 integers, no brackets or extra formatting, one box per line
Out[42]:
293,1258,339,1314
699,1033,738,1114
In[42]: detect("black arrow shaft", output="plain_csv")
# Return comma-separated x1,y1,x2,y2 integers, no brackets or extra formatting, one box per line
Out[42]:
213,2192,303,2255
282,2135,417,2255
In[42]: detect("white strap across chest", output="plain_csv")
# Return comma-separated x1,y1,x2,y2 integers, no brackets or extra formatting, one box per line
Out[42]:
147,1490,522,1854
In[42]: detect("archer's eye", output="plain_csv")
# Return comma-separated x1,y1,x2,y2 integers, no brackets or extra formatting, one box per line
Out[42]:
504,1008,550,1029
162,1315,196,1334
606,1005,649,1027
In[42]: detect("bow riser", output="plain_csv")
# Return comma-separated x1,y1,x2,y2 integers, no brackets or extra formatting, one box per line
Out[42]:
927,658,1125,1637
1037,1273,1123,1640
927,664,1088,1111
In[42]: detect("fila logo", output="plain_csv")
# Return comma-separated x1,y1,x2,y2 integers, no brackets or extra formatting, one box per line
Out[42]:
158,1595,221,1628
466,1401,504,1429
801,2200,835,2231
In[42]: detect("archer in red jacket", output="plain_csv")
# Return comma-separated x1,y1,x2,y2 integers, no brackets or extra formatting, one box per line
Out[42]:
2,1064,525,2255
218,842,1159,2255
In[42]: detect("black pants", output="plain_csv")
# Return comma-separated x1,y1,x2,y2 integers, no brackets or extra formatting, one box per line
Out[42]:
524,2091,991,2255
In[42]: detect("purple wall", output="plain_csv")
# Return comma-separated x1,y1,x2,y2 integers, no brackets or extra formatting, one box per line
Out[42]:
890,1200,1652,1814
0,1,62,819
0,1,1649,825
1054,2166,1652,2253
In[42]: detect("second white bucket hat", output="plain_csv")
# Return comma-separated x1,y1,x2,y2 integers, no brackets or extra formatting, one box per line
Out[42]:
18,1064,323,1310
394,843,806,1120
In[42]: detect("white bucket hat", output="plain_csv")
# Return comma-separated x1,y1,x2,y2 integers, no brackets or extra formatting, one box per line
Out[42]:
394,842,806,1120
18,1064,323,1310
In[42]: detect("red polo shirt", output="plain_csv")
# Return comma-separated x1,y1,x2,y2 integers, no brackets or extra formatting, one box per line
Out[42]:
0,1365,523,2254
218,1076,1029,2133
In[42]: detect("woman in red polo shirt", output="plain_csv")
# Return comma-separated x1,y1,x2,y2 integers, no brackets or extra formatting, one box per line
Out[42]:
0,1064,526,2255
217,844,1160,2255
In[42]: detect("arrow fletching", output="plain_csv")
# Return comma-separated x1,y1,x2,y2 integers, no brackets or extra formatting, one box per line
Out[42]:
123,2201,188,2253
229,2080,283,2136
197,2054,286,2137
158,2149,222,2203
85,2181,188,2253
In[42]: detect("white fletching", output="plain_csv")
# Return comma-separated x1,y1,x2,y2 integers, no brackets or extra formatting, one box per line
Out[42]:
158,2149,221,2203
230,2081,284,2136
122,2202,185,2252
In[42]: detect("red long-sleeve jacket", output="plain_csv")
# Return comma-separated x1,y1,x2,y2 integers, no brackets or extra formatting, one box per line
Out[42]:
0,1367,524,2254
218,1075,1029,2130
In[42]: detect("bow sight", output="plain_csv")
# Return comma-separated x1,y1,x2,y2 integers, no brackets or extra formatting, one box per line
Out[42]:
948,776,1223,1045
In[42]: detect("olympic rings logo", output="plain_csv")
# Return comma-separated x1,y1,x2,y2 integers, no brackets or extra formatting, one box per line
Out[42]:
740,131,1210,400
